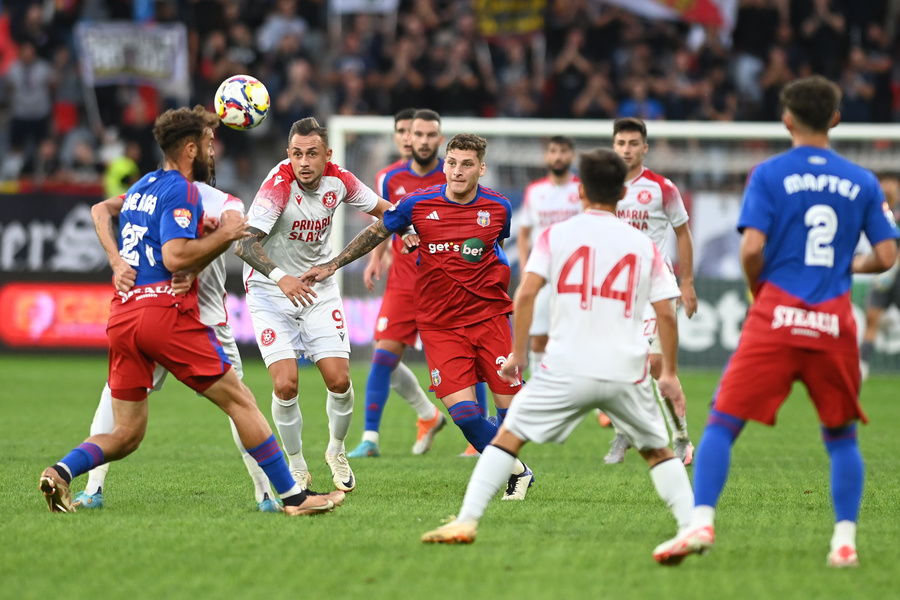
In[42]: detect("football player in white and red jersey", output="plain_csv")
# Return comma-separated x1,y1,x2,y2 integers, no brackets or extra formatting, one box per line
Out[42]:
234,117,396,494
419,148,693,548
75,176,287,512
518,135,582,371
604,117,698,466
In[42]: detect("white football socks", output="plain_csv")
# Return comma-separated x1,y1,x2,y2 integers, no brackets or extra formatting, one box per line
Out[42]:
832,520,857,551
229,417,272,503
649,457,695,531
84,383,116,495
391,361,436,420
326,384,354,455
271,392,307,471
458,445,517,524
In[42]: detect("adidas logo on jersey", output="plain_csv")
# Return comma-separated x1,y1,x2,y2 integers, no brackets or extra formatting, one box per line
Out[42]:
426,211,440,220
396,185,407,196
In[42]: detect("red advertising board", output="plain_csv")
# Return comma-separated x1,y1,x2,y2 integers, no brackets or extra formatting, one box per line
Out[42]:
0,282,113,348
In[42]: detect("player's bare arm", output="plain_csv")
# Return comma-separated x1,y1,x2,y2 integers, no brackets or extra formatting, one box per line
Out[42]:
234,225,318,307
501,271,545,382
651,297,684,416
852,239,898,274
365,198,420,253
162,210,248,273
91,195,136,293
740,227,767,298
302,220,393,284
673,222,697,318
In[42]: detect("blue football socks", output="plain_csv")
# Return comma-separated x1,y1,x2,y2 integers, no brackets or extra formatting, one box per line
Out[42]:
247,435,296,496
56,442,105,482
692,410,746,508
363,349,400,433
448,401,499,453
823,423,863,522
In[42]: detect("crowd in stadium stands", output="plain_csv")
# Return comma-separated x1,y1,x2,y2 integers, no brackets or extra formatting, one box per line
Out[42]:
0,0,896,187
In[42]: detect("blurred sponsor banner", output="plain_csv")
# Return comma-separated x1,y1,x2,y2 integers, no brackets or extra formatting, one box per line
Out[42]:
0,281,385,351
474,0,546,38
0,191,107,273
74,22,189,87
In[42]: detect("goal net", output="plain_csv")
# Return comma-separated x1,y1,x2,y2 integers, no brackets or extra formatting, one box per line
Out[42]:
328,116,900,371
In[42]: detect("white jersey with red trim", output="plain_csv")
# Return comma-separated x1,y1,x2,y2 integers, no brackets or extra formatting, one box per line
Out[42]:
616,167,688,262
243,160,380,290
525,210,680,382
520,173,582,245
195,182,245,325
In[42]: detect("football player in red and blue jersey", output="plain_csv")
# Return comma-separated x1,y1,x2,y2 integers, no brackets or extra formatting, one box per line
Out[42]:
654,76,899,568
38,106,344,516
303,133,534,500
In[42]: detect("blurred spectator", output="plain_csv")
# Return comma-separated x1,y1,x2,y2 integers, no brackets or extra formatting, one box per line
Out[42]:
380,36,428,114
104,140,142,198
700,63,738,121
334,68,373,116
61,139,103,184
499,77,540,118
432,38,484,116
659,48,703,120
13,3,56,59
257,0,308,57
731,0,782,118
571,70,617,119
274,58,319,130
862,22,894,122
549,28,592,118
619,78,665,120
839,46,875,122
2,40,56,178
795,0,846,80
757,46,796,120
30,137,61,182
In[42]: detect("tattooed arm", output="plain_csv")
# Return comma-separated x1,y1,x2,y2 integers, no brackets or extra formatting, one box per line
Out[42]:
301,220,393,285
234,226,318,307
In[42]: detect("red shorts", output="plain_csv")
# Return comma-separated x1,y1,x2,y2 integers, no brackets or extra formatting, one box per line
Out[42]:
107,305,231,401
419,314,522,398
373,287,418,347
713,340,865,428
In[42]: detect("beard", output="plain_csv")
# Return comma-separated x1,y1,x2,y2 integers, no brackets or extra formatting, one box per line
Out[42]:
549,163,571,177
193,154,211,185
412,146,438,167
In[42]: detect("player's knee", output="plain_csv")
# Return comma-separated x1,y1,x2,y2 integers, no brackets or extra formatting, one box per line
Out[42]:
272,376,298,399
326,373,351,395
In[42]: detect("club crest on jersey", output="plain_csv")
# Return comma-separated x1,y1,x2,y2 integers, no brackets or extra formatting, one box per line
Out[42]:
637,190,652,205
376,317,388,332
173,208,192,228
430,368,441,387
323,191,339,209
476,210,490,227
260,328,277,346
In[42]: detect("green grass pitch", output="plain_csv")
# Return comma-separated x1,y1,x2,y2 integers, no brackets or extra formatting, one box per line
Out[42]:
1,355,897,600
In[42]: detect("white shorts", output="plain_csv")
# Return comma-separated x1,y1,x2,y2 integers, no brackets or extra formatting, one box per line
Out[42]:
642,299,677,355
529,284,552,337
150,322,243,391
504,368,669,450
247,279,350,367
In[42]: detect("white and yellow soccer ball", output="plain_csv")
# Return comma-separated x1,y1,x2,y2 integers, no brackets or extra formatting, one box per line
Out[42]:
214,74,270,130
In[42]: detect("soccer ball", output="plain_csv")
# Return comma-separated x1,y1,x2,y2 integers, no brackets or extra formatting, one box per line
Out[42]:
214,75,270,130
